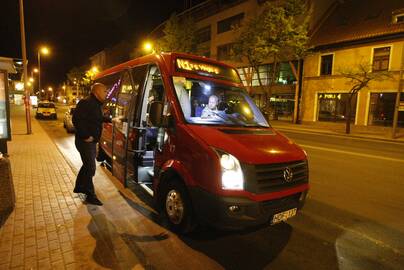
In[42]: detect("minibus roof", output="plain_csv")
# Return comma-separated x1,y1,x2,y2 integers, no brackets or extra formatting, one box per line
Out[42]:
94,52,241,83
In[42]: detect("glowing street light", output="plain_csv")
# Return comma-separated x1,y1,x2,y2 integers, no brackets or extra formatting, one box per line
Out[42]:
29,77,34,82
38,46,50,96
143,41,153,53
33,68,39,73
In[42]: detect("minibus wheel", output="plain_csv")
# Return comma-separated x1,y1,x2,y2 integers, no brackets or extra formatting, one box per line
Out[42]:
162,179,194,234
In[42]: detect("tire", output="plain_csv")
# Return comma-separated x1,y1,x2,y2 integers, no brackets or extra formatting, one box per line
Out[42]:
160,178,195,234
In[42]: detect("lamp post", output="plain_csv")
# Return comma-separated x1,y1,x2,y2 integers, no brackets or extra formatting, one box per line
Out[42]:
38,47,49,99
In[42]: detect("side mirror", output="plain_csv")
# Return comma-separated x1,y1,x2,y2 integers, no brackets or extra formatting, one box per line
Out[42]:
149,101,164,126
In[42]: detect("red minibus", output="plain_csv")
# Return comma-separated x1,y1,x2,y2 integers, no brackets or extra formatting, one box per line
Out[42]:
95,53,309,233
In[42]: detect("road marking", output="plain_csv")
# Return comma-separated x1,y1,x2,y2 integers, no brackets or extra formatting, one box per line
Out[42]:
300,144,404,163
277,128,404,146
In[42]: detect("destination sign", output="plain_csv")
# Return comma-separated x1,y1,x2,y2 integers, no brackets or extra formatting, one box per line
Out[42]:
175,58,241,83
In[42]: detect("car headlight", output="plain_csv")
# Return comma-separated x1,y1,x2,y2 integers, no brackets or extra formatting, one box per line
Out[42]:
214,149,244,190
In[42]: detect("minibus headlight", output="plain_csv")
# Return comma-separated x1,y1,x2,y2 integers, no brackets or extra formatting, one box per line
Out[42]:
214,149,244,190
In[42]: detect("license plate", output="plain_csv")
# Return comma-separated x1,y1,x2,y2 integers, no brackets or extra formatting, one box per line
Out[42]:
271,208,297,224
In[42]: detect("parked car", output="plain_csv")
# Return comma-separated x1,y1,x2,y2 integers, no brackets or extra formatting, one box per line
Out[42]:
35,102,57,119
63,106,76,133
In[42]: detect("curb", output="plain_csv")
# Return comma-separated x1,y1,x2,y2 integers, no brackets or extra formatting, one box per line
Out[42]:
273,126,404,144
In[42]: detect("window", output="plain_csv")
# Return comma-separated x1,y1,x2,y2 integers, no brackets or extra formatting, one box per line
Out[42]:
393,13,404,23
114,72,133,135
217,13,244,34
195,26,211,43
368,93,404,127
373,47,390,71
237,62,297,87
317,93,357,122
217,43,234,61
97,72,121,120
320,54,333,76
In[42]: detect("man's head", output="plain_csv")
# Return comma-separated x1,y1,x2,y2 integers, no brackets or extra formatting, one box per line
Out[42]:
207,95,218,110
91,83,108,102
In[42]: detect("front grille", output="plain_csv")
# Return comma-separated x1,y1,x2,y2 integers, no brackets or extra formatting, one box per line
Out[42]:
243,160,308,194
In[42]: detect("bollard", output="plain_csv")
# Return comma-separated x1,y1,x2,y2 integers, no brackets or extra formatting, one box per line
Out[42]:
0,156,15,227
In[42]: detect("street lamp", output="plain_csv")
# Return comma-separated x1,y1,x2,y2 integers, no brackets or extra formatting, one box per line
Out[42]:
48,87,53,101
38,46,50,99
143,41,154,53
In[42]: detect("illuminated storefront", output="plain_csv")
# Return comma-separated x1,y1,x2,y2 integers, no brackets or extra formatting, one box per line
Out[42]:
368,93,404,127
317,93,357,122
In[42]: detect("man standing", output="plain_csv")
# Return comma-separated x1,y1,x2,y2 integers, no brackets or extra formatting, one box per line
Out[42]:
72,83,107,205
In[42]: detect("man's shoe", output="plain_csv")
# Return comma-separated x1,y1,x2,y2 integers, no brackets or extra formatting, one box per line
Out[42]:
85,195,103,206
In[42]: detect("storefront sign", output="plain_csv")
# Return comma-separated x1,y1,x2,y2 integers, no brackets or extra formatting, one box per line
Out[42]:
0,70,11,140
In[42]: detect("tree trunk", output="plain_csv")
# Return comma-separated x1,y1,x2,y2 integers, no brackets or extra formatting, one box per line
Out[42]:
345,95,352,134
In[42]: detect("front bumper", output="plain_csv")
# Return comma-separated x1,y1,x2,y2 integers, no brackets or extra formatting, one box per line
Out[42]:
189,187,307,230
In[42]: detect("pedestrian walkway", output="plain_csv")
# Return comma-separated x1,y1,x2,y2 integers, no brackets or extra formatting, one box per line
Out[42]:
270,120,404,143
0,106,219,270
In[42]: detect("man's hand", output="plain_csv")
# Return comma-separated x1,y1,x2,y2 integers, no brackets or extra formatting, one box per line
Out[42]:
84,136,94,142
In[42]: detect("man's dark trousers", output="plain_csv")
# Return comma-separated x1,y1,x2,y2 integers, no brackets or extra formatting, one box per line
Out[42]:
74,138,97,196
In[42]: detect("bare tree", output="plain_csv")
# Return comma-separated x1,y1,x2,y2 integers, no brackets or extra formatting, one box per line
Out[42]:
339,63,392,134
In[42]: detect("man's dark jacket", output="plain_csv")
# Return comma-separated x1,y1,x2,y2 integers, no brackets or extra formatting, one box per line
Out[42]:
72,94,103,142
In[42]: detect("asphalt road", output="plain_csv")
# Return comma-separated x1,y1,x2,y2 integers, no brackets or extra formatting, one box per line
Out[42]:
34,104,404,270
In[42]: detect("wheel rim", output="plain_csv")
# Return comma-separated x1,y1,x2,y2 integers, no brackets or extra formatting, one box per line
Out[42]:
165,189,184,225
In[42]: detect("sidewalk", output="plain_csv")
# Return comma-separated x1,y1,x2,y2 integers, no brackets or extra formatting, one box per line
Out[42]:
270,120,404,143
0,106,219,270
0,110,149,270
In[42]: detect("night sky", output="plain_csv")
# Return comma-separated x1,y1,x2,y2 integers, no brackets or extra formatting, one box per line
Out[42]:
0,0,202,88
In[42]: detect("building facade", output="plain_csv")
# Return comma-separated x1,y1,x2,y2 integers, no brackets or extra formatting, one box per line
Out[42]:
302,0,404,127
151,0,335,120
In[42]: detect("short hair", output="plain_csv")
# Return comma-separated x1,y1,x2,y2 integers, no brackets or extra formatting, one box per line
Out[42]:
91,83,106,94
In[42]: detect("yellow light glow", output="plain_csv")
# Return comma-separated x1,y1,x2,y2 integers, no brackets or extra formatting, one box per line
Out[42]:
267,149,282,154
143,42,153,52
48,87,53,91
27,82,32,87
91,66,99,73
15,82,24,91
62,86,66,90
242,106,251,116
29,77,34,82
40,47,50,55
33,68,39,73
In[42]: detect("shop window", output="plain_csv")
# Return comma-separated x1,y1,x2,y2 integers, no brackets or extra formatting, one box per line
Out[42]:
317,93,357,122
320,54,333,76
372,47,390,71
368,93,404,127
277,62,297,85
217,43,234,61
217,13,244,34
238,62,297,87
195,26,211,43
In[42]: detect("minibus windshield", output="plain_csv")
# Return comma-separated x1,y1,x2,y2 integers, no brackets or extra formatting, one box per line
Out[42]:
173,76,269,127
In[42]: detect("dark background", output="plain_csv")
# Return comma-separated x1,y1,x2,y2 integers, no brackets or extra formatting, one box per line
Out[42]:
0,0,204,87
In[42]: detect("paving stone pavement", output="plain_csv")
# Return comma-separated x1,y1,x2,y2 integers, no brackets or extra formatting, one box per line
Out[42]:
0,106,221,270
0,109,147,270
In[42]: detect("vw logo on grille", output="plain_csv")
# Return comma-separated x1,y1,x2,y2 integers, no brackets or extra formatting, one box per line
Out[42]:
283,167,293,182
